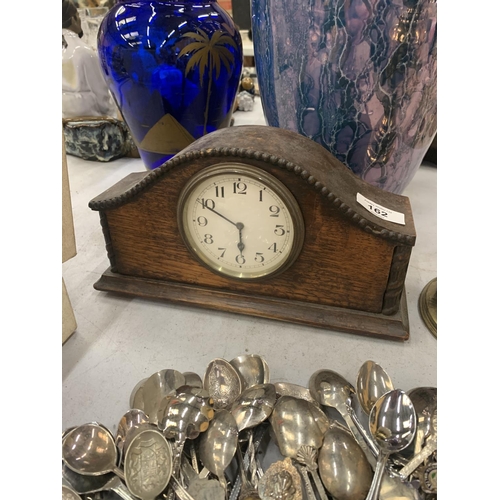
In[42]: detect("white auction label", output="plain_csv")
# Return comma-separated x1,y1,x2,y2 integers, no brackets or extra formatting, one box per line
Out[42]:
356,193,405,225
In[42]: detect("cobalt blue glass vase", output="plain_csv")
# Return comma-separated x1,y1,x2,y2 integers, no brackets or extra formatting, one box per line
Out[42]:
97,0,243,170
251,0,437,194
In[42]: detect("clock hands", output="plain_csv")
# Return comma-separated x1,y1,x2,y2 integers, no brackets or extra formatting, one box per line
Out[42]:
236,222,245,256
197,199,245,255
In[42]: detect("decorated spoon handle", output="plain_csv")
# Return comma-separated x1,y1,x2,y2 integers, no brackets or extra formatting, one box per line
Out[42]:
296,464,317,500
339,404,378,468
228,426,268,500
398,435,437,479
309,468,329,500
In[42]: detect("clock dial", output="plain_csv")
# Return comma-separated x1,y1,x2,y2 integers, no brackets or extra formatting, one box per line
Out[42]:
178,164,304,279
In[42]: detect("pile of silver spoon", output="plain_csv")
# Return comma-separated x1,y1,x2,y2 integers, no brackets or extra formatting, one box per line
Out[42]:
62,355,437,500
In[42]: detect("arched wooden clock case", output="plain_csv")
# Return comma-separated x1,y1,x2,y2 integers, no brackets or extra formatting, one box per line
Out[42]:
89,126,416,341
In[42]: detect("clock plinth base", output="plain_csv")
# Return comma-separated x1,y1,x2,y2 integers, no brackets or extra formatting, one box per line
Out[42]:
94,268,410,341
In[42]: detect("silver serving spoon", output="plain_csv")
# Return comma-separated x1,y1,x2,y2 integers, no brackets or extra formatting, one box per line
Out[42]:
318,421,373,500
62,422,125,480
230,384,276,432
123,427,173,500
158,386,215,478
198,409,239,492
204,358,243,410
365,389,417,500
231,383,276,487
115,409,150,466
270,396,330,500
142,369,186,424
230,354,270,390
308,369,378,466
356,360,394,415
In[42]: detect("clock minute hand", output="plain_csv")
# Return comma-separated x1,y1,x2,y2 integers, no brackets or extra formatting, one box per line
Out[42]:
197,199,239,228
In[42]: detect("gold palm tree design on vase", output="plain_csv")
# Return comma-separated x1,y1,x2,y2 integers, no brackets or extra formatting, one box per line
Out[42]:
179,28,237,134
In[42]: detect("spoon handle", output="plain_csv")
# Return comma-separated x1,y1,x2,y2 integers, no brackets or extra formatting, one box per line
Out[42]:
364,452,389,500
338,405,378,468
228,425,268,500
113,466,126,481
171,475,197,500
296,464,317,500
190,441,200,474
309,468,330,500
398,435,437,479
112,482,141,500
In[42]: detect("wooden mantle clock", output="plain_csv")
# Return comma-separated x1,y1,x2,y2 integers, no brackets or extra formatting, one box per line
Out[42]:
89,126,416,341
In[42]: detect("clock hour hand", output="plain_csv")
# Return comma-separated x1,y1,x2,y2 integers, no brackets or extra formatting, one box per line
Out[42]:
236,222,245,255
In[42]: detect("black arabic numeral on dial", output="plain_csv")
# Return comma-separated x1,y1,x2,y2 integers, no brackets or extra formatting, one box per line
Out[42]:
204,234,214,244
215,186,225,198
235,255,246,264
197,216,208,227
218,248,226,258
268,243,277,253
233,181,247,194
274,225,285,236
255,253,265,263
201,198,215,210
269,205,280,217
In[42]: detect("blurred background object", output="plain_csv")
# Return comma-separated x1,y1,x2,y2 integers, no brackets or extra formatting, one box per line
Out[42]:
62,0,139,160
62,0,118,119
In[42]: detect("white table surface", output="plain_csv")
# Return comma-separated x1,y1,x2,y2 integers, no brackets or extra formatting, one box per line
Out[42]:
62,97,437,434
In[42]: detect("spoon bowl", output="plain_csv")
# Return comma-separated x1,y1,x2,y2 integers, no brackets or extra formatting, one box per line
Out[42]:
270,396,330,500
356,361,394,415
198,409,239,489
123,428,173,500
270,396,329,458
141,369,186,424
318,422,373,500
115,408,150,465
365,389,416,500
231,383,276,432
230,354,270,390
183,371,203,388
204,358,243,410
308,369,378,465
309,369,355,409
62,422,122,478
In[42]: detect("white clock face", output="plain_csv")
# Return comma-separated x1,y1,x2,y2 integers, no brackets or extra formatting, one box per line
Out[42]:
178,164,304,279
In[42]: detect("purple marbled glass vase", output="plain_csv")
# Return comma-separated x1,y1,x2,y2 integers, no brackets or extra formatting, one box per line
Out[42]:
251,0,437,194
